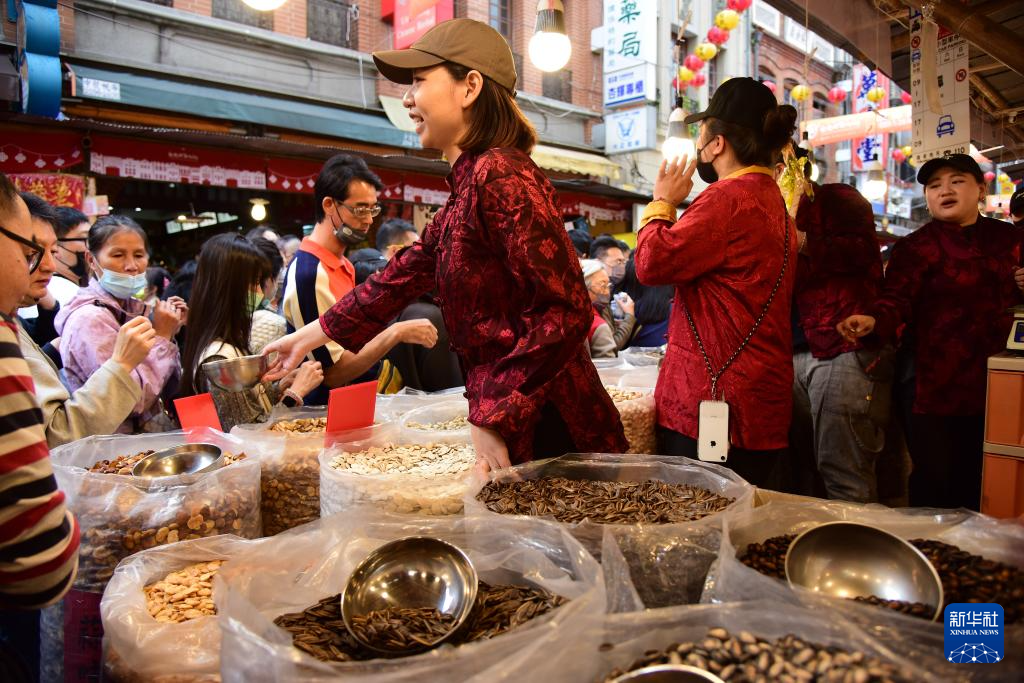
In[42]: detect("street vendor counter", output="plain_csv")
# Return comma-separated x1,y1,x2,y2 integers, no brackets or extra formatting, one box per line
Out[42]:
983,353,1024,517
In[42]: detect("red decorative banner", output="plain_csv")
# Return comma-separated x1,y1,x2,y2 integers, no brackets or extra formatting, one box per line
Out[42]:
0,129,85,173
266,157,320,193
558,191,632,222
11,173,86,209
89,135,267,189
394,0,453,50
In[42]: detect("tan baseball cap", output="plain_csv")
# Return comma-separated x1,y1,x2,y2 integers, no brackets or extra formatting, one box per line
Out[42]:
372,18,517,93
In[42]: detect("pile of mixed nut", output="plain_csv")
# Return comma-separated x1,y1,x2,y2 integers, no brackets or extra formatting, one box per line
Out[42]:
604,386,656,454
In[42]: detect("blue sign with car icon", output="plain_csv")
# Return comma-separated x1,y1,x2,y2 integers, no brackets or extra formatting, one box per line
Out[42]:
937,115,955,137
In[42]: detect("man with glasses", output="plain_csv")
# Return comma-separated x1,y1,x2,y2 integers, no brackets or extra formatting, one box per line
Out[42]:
281,154,387,403
51,206,91,299
0,174,80,679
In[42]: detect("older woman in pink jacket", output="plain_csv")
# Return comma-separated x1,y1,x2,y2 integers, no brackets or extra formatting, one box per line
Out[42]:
55,216,185,433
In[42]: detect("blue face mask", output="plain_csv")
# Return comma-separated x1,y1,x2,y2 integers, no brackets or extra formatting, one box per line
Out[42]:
98,269,148,300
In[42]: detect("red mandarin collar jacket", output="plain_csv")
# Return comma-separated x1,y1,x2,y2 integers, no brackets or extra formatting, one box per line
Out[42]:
320,148,628,463
794,183,883,359
866,215,1022,416
636,169,798,451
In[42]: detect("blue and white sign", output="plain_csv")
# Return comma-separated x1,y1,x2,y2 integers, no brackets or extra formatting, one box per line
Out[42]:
945,603,1004,664
909,8,971,162
604,105,656,154
604,63,656,108
603,0,657,73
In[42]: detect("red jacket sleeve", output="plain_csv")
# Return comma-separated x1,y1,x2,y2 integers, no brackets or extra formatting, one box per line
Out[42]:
867,233,929,343
470,167,591,432
319,224,438,351
635,187,729,286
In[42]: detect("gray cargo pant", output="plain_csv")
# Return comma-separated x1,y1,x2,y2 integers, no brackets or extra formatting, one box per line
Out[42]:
790,348,894,503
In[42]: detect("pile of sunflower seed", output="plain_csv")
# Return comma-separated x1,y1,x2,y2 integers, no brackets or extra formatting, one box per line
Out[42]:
274,582,566,662
328,443,475,477
477,477,733,524
601,628,915,682
739,534,1023,622
406,415,470,432
347,607,456,651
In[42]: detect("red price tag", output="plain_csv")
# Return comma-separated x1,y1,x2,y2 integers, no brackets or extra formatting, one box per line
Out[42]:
174,393,223,432
326,380,377,443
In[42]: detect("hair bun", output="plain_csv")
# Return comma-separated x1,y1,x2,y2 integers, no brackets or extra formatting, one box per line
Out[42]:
763,104,798,150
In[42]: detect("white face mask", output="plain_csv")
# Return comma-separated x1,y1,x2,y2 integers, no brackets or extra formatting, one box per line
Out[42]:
98,269,148,300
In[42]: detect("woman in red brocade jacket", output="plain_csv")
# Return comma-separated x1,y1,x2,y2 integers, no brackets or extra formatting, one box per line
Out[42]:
839,154,1023,511
634,78,798,487
263,19,627,472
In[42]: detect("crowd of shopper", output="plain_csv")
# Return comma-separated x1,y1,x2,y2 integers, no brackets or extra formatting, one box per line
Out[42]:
3,18,1022,677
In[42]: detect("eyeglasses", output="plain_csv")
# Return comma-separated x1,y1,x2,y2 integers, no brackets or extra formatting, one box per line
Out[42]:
340,203,382,219
0,225,45,274
589,281,612,292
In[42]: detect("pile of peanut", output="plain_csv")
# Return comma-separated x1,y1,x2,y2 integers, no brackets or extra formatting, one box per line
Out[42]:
605,385,656,455
261,442,322,536
144,560,223,623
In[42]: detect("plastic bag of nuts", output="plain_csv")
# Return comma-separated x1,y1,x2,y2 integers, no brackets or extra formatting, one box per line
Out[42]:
605,386,656,455
51,429,262,593
100,534,264,682
702,500,1024,676
399,398,471,441
465,453,753,579
583,601,945,683
320,424,475,517
217,508,605,683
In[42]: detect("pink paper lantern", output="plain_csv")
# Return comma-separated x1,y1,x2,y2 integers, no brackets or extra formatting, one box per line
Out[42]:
683,54,705,71
892,149,906,163
707,27,730,46
762,80,777,93
827,86,847,104
900,91,913,105
984,171,996,182
727,0,753,11
690,72,707,88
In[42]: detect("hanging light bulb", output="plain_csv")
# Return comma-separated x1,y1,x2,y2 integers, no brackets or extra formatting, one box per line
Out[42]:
862,170,888,201
242,0,287,10
250,198,269,222
810,162,820,183
528,0,572,73
662,104,696,163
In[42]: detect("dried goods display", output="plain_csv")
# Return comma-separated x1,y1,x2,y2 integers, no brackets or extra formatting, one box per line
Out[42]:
262,442,322,535
477,477,733,525
604,386,656,454
88,450,247,475
601,628,915,682
269,417,327,433
143,561,224,623
327,443,474,476
405,415,470,432
274,582,567,662
739,534,1024,622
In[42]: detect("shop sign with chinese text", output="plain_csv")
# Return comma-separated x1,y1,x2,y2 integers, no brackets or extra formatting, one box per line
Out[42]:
603,0,656,73
604,105,657,154
604,62,656,108
909,9,971,162
394,0,454,50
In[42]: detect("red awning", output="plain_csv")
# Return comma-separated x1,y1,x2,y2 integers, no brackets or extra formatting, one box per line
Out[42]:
0,130,85,173
89,135,267,189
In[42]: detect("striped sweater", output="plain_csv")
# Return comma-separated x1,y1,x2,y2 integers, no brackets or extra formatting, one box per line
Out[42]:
0,314,79,608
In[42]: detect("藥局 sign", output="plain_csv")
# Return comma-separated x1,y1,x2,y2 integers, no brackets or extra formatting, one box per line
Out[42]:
604,62,656,108
603,0,657,73
909,8,971,162
604,106,656,154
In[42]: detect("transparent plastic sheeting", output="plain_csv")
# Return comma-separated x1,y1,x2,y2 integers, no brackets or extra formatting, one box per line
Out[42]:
217,509,605,682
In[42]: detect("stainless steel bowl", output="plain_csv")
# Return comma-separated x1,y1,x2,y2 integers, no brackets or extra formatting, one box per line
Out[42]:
131,443,224,478
341,537,478,654
202,353,274,391
785,521,944,621
610,665,725,683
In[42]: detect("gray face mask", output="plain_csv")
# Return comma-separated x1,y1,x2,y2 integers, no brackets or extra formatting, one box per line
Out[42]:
331,207,368,246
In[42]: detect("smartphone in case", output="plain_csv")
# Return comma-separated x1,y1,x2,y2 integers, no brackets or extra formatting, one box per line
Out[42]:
698,400,729,462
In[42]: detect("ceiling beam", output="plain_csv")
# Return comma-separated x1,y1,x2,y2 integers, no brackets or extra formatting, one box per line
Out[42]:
971,0,1021,16
902,0,1024,79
